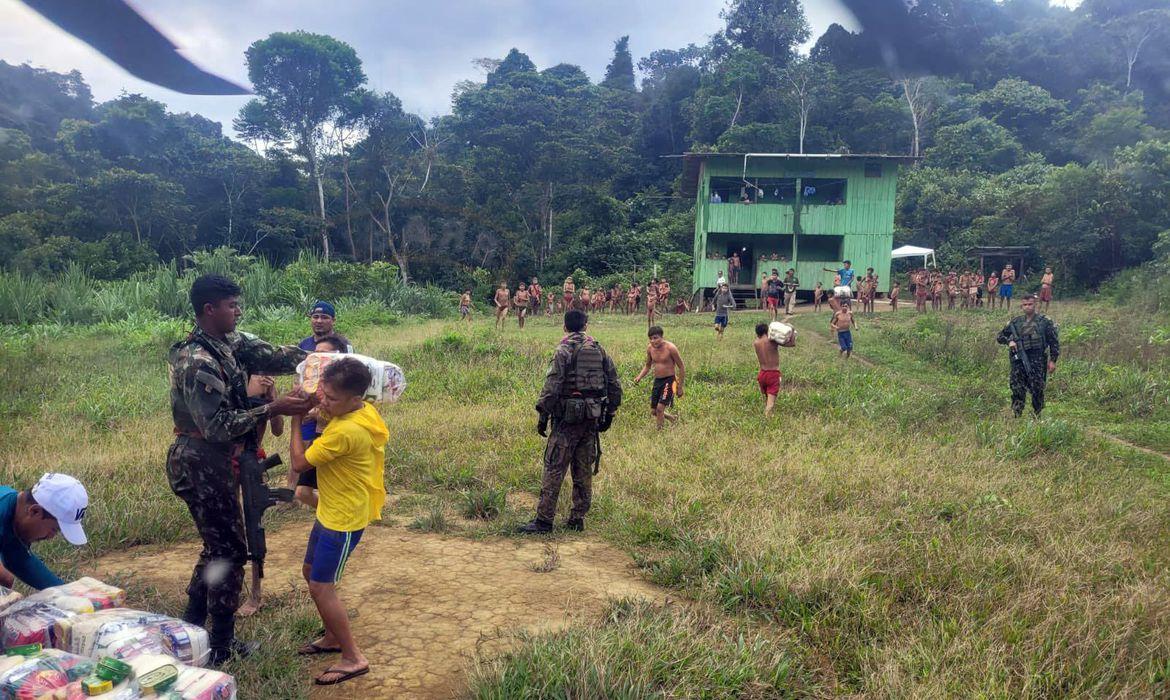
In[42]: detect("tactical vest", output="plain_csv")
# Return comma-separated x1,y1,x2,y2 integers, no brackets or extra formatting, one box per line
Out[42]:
560,339,608,423
1014,317,1046,352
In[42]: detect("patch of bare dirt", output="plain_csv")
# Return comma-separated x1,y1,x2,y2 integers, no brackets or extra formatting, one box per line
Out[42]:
94,522,663,699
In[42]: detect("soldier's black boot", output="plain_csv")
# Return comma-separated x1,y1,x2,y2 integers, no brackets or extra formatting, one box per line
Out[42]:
564,518,584,532
516,518,553,534
207,614,260,667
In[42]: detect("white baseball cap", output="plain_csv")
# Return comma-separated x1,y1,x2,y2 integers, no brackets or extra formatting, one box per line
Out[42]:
31,473,88,545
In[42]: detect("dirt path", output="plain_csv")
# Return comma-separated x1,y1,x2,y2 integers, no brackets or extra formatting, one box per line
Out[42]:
94,522,663,699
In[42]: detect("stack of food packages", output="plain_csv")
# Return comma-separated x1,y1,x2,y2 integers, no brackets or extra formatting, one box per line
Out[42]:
0,579,237,699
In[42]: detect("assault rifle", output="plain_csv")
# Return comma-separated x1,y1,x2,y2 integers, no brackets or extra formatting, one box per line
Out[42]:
238,445,293,579
1008,321,1035,384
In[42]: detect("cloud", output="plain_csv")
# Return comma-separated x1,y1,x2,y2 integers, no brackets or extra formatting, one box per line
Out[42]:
0,0,853,136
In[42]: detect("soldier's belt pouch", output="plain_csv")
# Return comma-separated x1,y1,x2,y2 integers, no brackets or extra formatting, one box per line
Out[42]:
562,398,587,424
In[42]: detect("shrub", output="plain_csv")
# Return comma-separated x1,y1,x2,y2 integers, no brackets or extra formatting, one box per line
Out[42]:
461,486,507,520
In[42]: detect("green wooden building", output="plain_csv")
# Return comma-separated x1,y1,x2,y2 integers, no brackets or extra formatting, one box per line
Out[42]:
680,153,915,299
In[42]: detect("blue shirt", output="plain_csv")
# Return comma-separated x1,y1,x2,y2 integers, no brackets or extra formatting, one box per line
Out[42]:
0,488,64,590
838,268,856,287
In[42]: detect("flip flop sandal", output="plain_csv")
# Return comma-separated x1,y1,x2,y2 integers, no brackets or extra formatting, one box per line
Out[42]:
298,642,342,656
314,666,370,686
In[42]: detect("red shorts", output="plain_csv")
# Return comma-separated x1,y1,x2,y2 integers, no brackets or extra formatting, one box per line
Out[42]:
757,369,781,396
766,297,779,309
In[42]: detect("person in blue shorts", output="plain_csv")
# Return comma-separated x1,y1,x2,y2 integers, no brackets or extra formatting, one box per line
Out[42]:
290,358,388,686
830,300,858,359
999,263,1017,310
711,282,735,340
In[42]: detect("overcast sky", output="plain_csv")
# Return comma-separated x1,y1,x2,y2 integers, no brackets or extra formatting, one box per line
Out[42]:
1,0,862,136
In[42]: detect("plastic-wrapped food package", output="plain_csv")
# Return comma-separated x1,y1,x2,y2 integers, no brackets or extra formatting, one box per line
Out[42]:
20,580,124,614
297,352,406,403
0,649,95,700
0,604,76,650
89,630,165,664
167,667,235,700
0,590,22,617
54,611,208,668
55,678,140,699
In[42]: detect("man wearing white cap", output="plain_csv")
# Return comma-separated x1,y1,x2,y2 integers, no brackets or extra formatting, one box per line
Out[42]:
0,474,88,589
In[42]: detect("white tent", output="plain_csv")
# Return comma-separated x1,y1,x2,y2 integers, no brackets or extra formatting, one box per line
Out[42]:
891,245,936,268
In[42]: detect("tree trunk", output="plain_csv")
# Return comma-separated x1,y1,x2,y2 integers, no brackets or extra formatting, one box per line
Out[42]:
306,148,330,260
342,165,357,259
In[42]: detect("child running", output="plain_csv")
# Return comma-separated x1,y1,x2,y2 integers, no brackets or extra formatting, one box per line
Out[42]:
290,357,388,687
712,282,735,340
633,325,685,430
753,323,782,418
831,300,858,359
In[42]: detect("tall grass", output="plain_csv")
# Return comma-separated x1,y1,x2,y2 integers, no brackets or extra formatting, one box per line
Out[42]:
0,251,454,327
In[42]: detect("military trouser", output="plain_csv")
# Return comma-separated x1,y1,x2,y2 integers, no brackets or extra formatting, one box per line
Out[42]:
1010,353,1048,416
536,421,598,523
165,436,247,622
784,292,795,314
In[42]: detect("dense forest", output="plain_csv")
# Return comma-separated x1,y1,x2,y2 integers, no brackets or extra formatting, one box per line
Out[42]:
1,0,1168,292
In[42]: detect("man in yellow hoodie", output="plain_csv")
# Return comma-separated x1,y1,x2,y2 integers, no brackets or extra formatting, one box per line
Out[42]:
289,358,388,687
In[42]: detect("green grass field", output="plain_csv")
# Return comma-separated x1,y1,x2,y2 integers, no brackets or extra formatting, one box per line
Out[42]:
1,300,1168,698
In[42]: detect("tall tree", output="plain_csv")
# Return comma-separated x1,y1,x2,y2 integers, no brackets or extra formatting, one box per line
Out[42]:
720,0,810,65
239,31,367,259
782,58,835,154
601,36,637,91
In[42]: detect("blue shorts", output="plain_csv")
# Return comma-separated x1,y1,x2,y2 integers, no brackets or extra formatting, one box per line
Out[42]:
304,521,364,583
714,314,728,328
837,330,853,351
999,284,1013,298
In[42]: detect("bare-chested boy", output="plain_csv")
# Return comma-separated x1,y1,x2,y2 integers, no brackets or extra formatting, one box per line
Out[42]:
646,281,659,325
658,279,671,309
545,290,555,316
945,272,958,310
986,271,1000,310
1039,266,1054,312
494,282,510,329
513,283,531,329
830,300,858,359
1000,264,1017,310
959,271,971,309
753,322,782,418
633,325,685,430
813,281,824,312
890,281,900,311
626,283,639,314
459,289,472,324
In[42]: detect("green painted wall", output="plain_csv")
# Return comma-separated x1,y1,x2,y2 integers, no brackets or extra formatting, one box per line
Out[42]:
691,155,900,294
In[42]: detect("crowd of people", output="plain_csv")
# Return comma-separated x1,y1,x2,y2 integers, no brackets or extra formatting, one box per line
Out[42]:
902,264,1055,314
476,276,691,330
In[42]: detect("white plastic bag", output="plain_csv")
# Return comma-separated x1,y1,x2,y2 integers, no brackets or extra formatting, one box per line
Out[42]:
833,285,853,298
767,321,796,347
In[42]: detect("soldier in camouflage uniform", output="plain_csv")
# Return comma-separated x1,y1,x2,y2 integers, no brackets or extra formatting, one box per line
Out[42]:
518,309,623,534
996,293,1059,417
167,275,311,665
